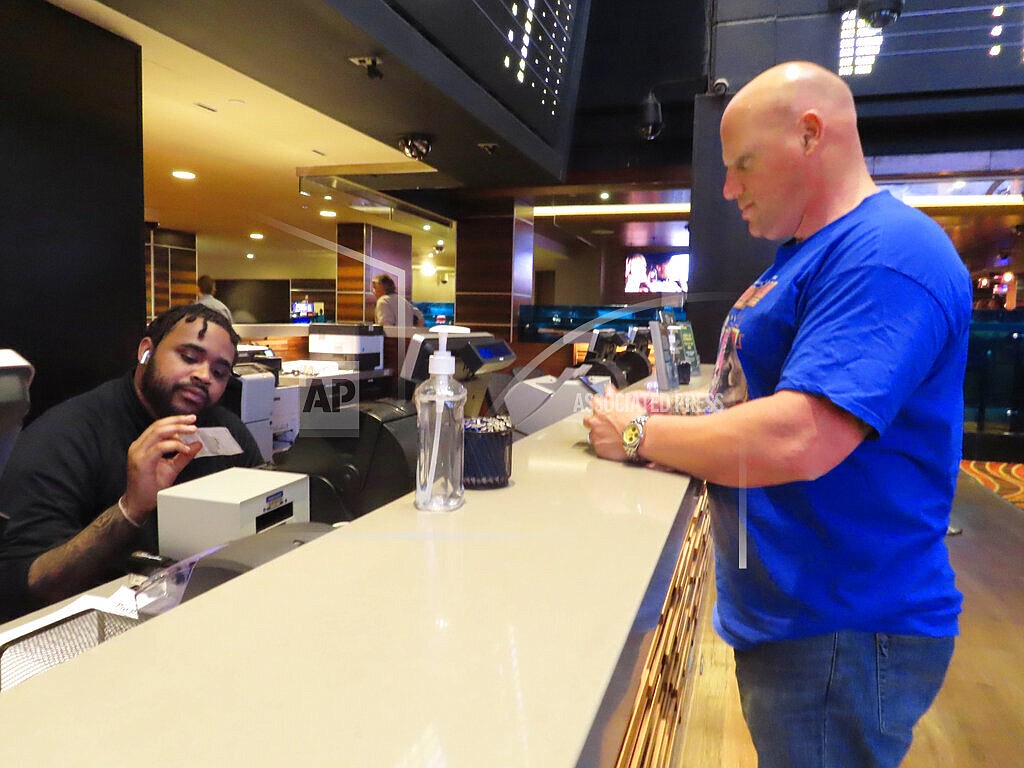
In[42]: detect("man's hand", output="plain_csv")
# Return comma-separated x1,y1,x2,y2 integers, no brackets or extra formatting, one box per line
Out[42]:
121,415,202,524
583,385,649,462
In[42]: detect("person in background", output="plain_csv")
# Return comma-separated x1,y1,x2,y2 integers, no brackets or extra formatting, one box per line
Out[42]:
196,274,233,324
0,304,263,622
624,253,651,293
584,61,970,768
371,274,424,327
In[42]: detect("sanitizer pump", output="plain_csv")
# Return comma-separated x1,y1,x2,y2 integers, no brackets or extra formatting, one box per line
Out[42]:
414,325,469,511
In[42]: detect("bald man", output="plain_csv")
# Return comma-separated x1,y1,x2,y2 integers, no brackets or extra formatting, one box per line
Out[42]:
585,62,970,767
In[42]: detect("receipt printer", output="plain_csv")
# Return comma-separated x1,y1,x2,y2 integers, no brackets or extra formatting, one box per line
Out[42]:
157,468,310,560
308,323,384,371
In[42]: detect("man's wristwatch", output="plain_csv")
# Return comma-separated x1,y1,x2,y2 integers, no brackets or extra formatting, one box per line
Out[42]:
622,414,650,463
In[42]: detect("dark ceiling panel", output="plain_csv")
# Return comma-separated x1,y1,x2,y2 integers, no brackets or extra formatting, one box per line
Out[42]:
98,0,576,188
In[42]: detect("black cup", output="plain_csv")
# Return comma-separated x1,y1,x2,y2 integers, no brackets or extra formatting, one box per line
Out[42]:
463,416,512,489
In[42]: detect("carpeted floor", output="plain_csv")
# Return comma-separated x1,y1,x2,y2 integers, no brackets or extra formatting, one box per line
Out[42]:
960,461,1024,510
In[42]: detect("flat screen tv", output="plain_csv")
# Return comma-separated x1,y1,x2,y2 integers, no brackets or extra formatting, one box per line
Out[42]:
624,253,689,294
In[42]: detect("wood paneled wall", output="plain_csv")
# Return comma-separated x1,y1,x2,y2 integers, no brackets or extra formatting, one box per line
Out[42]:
146,228,197,320
455,201,534,342
337,223,413,322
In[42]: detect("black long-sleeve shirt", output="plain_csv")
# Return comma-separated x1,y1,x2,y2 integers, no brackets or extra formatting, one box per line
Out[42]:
0,372,263,622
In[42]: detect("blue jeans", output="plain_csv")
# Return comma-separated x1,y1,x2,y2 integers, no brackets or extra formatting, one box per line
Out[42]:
734,631,954,768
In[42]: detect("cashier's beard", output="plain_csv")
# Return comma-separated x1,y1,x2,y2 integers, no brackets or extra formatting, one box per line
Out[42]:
140,362,213,418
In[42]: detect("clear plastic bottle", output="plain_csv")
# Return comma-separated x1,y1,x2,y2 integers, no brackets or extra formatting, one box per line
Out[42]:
414,326,469,512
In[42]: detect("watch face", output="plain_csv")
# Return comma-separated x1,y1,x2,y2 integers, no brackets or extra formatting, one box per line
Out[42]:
623,423,642,445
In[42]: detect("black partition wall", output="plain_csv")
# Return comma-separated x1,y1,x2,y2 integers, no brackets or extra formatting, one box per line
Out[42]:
0,1,144,421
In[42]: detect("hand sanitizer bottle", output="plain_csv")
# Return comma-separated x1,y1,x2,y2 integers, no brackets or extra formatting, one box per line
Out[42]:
414,325,469,512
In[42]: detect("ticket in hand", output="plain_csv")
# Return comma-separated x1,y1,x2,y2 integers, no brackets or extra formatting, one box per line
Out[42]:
180,427,243,457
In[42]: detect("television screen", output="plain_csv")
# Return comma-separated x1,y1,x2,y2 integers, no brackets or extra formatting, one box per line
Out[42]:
216,279,290,323
290,301,314,323
625,253,689,294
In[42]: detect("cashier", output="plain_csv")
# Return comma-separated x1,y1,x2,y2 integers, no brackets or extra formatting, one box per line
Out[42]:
0,304,263,622
371,274,424,327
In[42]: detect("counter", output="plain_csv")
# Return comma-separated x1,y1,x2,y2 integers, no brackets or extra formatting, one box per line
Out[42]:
0,408,711,767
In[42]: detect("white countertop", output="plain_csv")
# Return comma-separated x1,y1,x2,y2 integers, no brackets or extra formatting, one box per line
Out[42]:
0,412,695,767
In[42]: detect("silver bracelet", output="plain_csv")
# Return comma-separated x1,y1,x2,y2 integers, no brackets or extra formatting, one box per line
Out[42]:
117,495,143,528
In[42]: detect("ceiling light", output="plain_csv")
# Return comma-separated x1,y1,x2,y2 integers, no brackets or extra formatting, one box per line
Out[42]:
249,232,264,240
426,250,435,259
246,253,255,260
171,170,196,180
324,195,333,200
420,262,437,276
533,202,691,217
299,190,311,197
398,134,431,160
599,191,610,200
423,224,432,231
992,5,1004,17
319,210,337,218
436,239,445,246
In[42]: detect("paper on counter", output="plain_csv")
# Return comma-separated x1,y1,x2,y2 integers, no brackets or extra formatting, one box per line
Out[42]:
180,426,243,458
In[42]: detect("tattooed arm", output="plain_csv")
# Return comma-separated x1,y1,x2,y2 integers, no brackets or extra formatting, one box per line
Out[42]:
26,415,201,606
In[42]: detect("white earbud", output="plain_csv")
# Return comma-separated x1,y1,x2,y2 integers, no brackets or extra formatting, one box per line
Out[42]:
139,350,151,365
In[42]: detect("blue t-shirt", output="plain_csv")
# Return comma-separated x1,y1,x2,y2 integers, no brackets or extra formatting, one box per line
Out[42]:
708,191,971,649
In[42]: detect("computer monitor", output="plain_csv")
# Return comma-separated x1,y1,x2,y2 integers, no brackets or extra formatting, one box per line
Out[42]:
399,331,516,383
400,331,516,416
290,301,314,323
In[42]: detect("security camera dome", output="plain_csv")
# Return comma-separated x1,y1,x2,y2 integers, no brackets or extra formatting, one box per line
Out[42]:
398,135,431,161
858,0,904,28
638,91,663,141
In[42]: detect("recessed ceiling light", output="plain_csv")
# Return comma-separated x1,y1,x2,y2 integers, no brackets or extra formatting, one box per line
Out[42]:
245,253,255,259
299,190,311,197
599,191,610,200
420,262,437,276
423,224,432,231
319,210,337,218
436,239,444,246
249,232,264,240
171,170,196,180
324,195,333,201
